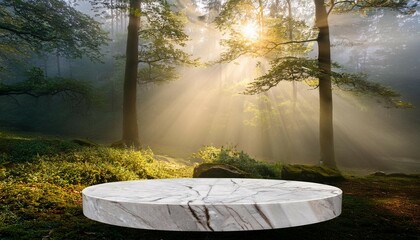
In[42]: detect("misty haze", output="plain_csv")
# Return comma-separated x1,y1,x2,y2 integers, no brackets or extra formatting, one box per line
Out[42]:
2,0,418,173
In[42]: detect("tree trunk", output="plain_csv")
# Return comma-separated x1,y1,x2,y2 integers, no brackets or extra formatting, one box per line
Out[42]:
110,0,114,38
56,50,61,77
122,0,140,147
314,0,336,168
257,0,264,37
43,56,48,78
286,0,298,113
68,59,73,78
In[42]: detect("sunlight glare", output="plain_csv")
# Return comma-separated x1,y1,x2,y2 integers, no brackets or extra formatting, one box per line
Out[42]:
241,23,259,41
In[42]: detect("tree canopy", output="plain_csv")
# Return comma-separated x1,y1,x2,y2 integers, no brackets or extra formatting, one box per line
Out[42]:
0,0,108,61
213,0,416,108
137,0,199,84
0,67,93,103
208,0,417,168
0,0,108,100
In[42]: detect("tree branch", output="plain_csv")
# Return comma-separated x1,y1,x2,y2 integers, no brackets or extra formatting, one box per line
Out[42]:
0,24,57,42
266,38,318,49
328,0,357,15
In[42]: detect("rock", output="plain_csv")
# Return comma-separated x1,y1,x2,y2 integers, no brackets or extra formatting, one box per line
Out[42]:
388,173,419,178
370,172,420,178
281,164,345,183
193,163,251,178
372,171,387,176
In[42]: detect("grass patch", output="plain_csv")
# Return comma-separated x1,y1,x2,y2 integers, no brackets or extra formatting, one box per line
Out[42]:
0,137,80,163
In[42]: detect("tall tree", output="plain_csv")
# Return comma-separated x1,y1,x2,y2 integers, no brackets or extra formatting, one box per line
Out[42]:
91,0,197,147
315,0,335,167
122,0,141,147
213,0,415,168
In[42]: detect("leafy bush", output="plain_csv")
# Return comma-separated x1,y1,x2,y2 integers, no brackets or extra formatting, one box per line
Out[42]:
193,146,281,179
3,147,192,186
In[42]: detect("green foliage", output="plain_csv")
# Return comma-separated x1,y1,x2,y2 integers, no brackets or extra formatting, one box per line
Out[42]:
244,58,319,94
331,71,413,108
246,58,412,108
214,2,313,63
193,146,281,179
0,131,194,239
331,0,417,15
216,0,290,60
136,1,199,84
214,0,415,109
0,67,95,105
0,0,108,104
0,134,81,163
0,132,418,239
0,0,108,61
0,181,81,220
90,0,199,85
1,145,192,187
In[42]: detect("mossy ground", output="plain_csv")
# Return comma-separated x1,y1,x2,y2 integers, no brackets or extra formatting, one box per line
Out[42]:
0,131,418,239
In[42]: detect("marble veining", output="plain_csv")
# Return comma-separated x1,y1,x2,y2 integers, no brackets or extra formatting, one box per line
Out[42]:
83,178,342,231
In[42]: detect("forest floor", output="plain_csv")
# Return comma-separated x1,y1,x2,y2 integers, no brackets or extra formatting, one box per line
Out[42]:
0,131,419,240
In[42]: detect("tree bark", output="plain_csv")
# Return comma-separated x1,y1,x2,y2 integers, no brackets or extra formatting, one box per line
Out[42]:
314,0,336,168
122,0,140,147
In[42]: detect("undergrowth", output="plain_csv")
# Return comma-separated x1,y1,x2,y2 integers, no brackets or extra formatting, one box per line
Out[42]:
0,132,418,240
193,146,281,179
0,131,192,239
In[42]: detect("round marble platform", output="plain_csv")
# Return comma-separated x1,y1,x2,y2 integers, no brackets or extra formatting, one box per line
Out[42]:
82,178,342,231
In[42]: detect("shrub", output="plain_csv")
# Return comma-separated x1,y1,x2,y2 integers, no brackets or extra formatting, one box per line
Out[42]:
3,147,192,186
193,146,281,179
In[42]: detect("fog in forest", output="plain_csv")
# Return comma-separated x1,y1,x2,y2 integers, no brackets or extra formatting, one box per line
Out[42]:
1,1,419,174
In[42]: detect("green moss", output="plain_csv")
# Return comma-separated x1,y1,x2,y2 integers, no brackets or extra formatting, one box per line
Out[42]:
281,164,345,183
193,163,252,178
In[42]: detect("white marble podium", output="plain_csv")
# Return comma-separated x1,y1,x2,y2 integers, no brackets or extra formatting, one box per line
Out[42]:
82,178,342,231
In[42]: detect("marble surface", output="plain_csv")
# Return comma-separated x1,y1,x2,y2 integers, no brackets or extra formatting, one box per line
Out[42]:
82,178,342,231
